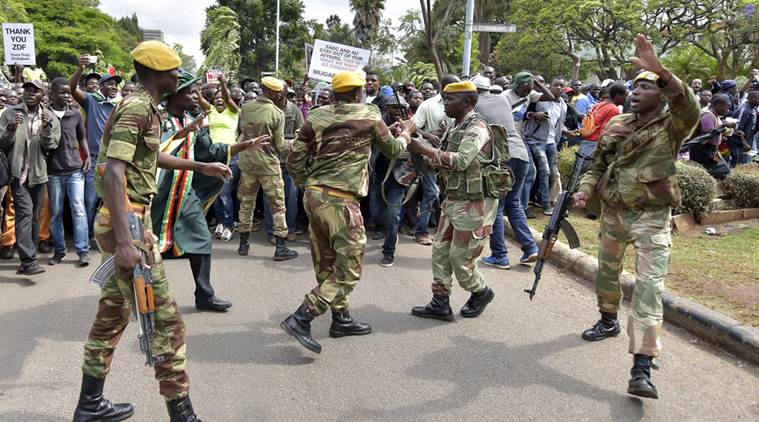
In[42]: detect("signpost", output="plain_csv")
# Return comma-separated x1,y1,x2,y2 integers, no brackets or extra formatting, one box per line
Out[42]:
472,23,517,33
2,23,36,65
306,39,370,82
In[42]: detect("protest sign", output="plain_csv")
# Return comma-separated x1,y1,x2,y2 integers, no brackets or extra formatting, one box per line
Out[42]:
2,23,36,65
307,39,370,82
206,69,222,84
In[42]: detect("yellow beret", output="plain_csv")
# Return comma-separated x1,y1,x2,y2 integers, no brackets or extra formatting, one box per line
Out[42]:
633,71,660,86
332,71,366,93
130,41,181,71
261,76,284,91
443,81,477,93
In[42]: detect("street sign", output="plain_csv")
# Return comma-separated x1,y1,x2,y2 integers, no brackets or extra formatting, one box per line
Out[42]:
472,23,517,33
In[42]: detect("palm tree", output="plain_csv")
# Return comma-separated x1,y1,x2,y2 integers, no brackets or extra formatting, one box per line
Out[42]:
350,0,386,45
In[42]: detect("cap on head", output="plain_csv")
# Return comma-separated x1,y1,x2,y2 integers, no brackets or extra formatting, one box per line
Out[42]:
261,76,284,92
443,81,477,94
721,79,737,90
470,75,491,90
511,71,534,88
633,71,661,87
130,40,181,71
99,74,123,86
22,80,45,91
176,71,200,92
331,71,366,93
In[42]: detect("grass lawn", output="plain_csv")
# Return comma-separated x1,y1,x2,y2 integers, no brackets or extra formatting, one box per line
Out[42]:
529,212,759,328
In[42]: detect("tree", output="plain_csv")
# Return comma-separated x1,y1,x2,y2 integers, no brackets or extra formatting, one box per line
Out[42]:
19,0,133,78
417,0,457,79
350,0,386,45
115,13,142,40
310,15,357,45
214,0,311,79
173,44,197,74
200,6,241,80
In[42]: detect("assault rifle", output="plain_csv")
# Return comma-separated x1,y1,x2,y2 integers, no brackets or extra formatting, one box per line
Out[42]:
678,127,727,154
90,166,162,366
525,152,591,300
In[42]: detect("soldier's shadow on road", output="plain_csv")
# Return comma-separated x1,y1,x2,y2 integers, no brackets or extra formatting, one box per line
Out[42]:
341,333,645,422
186,312,318,366
0,296,96,383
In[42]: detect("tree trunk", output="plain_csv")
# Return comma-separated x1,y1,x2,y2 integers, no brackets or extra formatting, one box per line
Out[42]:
420,0,444,81
478,32,491,65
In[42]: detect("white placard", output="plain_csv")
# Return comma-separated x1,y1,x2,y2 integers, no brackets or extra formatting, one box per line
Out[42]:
307,39,370,82
3,23,36,65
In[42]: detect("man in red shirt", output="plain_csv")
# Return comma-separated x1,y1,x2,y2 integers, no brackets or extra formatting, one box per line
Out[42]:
579,83,628,157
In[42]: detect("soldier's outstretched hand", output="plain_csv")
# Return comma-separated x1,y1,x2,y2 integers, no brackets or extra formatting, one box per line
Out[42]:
400,118,417,136
245,134,271,150
629,34,664,75
200,162,233,181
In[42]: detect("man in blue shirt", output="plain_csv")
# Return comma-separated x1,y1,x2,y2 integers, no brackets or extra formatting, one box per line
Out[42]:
575,84,600,118
68,55,123,243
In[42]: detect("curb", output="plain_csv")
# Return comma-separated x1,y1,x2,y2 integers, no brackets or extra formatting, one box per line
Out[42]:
506,225,759,365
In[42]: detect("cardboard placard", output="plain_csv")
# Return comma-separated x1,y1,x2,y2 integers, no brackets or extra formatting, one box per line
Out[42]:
2,23,36,65
306,39,370,82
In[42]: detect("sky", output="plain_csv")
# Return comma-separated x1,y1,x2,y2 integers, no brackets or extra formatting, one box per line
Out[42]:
99,0,417,66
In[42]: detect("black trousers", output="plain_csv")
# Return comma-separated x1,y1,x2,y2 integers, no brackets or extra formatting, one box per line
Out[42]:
11,180,45,266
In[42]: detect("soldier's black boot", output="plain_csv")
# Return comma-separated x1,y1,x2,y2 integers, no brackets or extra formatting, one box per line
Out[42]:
460,287,495,318
166,396,201,422
73,374,134,422
411,295,454,321
281,304,322,353
237,232,250,256
581,312,621,341
627,354,659,399
273,236,298,261
329,309,372,338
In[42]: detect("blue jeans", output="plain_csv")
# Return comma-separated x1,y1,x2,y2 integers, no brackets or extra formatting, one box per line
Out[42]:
213,157,241,228
521,147,536,211
528,143,552,210
264,171,298,236
84,158,99,239
48,172,89,255
546,143,558,194
728,142,751,167
414,173,439,235
489,158,536,259
382,176,407,256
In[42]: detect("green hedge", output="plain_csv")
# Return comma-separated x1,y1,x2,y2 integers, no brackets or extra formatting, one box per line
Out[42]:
558,145,579,188
722,164,759,209
675,160,717,221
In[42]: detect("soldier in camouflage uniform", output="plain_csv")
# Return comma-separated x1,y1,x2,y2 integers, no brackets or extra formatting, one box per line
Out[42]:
281,71,413,354
406,81,499,321
74,41,231,422
571,35,700,399
236,76,298,261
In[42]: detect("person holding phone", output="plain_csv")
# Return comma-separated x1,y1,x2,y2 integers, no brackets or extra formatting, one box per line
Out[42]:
69,55,123,248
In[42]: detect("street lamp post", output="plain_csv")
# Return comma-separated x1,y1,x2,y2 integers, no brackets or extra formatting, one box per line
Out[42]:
275,0,280,75
462,0,475,77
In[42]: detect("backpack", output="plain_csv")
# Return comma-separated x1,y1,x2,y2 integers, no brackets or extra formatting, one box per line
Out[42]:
579,102,607,138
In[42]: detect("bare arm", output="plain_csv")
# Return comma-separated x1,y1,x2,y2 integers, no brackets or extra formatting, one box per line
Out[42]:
534,80,555,102
158,152,232,180
102,159,142,273
69,56,89,106
220,77,240,114
197,91,212,112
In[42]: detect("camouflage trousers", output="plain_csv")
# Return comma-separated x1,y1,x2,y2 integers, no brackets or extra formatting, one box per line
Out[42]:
302,188,366,315
431,198,497,296
596,206,671,357
238,171,288,237
82,207,189,400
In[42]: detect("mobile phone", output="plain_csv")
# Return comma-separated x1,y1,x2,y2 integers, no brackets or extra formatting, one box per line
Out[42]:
86,55,98,65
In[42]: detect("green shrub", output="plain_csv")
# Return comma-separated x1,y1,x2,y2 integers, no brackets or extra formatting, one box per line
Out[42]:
722,164,759,209
558,145,579,188
675,160,717,220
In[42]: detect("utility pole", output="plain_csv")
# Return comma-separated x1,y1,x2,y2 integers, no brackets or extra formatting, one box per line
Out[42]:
462,0,475,77
275,0,280,75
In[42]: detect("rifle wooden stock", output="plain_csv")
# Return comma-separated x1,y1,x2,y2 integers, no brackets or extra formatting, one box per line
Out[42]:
133,273,156,314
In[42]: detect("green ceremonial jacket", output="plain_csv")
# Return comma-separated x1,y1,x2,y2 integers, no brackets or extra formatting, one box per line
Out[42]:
151,111,229,256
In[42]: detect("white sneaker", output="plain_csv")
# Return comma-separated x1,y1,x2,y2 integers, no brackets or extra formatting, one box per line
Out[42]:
214,223,224,238
221,227,233,241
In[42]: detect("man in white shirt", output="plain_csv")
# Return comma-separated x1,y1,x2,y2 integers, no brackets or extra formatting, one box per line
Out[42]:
410,74,460,245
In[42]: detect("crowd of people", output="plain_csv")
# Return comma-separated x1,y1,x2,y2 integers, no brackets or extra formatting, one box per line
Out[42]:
0,31,751,420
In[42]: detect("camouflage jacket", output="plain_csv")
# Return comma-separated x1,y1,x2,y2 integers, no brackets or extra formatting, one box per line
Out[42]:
95,90,161,206
237,96,287,175
578,74,700,209
286,102,409,197
430,111,494,200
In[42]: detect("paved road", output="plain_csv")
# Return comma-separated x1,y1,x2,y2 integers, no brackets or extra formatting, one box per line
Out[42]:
1,231,758,421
